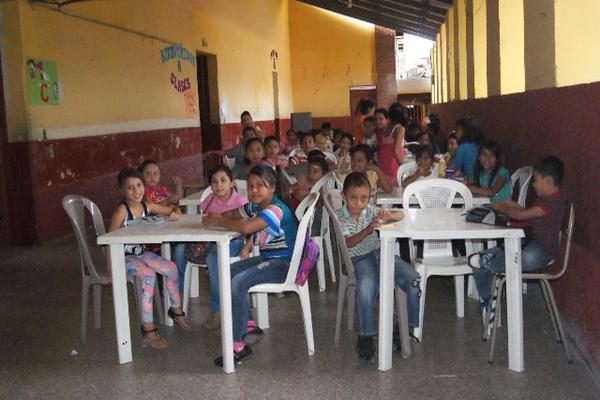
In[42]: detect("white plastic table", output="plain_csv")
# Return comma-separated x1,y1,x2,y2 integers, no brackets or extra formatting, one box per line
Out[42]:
179,190,204,214
376,187,490,208
97,214,239,373
377,208,525,373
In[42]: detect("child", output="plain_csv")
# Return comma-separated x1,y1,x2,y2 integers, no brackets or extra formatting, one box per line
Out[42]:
468,156,566,313
361,116,377,162
467,140,512,202
283,129,300,156
108,168,190,349
204,165,298,365
292,154,330,232
332,130,343,151
264,136,289,169
205,126,257,166
336,172,420,363
289,131,316,165
315,130,334,153
335,133,353,172
174,166,248,330
401,146,436,188
232,137,264,180
339,144,392,200
321,122,334,143
138,160,183,206
443,133,458,165
375,107,405,186
453,117,482,179
241,110,263,140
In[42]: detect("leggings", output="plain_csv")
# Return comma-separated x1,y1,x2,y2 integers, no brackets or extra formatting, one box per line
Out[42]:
125,251,181,323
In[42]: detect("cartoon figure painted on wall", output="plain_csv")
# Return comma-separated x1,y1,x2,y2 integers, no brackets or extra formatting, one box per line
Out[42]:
160,45,197,117
26,58,60,105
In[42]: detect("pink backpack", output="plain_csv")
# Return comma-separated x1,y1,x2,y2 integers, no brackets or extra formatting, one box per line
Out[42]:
295,229,320,286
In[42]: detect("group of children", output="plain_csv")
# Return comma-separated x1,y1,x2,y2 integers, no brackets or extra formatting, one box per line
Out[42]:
107,108,567,367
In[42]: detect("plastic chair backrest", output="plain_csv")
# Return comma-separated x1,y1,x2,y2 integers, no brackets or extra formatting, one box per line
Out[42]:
323,189,356,282
511,166,533,207
62,195,106,281
402,178,473,258
283,192,319,284
549,203,575,280
324,151,338,168
197,186,214,213
234,179,247,197
396,161,417,188
223,155,236,169
294,172,335,220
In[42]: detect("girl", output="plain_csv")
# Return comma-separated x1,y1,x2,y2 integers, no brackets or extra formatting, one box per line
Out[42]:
292,154,330,234
178,166,248,330
232,137,264,180
401,145,436,188
241,110,263,140
315,130,333,153
335,133,353,172
453,117,482,179
283,129,300,156
375,106,406,187
138,159,183,206
443,133,458,165
352,98,375,143
264,136,289,169
204,165,298,365
467,140,512,202
109,168,191,349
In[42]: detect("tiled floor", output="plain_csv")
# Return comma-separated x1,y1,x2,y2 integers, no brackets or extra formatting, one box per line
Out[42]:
1,237,598,399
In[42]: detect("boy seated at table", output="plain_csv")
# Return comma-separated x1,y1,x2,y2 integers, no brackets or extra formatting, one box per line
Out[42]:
336,172,421,363
468,156,566,314
337,144,392,203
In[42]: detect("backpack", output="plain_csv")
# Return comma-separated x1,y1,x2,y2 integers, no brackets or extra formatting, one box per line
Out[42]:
295,229,320,286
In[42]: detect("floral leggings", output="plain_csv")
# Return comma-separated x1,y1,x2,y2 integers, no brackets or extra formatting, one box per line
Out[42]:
125,251,181,323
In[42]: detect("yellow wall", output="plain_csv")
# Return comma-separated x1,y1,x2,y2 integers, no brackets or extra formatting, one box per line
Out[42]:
472,0,487,98
457,0,468,100
555,0,600,87
289,1,374,117
3,0,295,141
499,0,524,95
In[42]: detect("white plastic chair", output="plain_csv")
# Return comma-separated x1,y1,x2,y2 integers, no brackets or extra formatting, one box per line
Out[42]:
396,160,439,188
249,192,320,355
323,189,412,356
402,178,474,342
486,203,574,364
234,179,247,198
62,195,164,343
511,166,533,207
295,172,337,291
223,155,236,169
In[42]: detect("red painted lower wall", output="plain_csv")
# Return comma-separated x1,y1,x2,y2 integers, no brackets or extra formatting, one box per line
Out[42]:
429,81,600,374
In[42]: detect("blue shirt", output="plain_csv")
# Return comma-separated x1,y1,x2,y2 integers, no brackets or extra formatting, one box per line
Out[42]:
453,142,479,178
243,197,297,260
479,167,512,202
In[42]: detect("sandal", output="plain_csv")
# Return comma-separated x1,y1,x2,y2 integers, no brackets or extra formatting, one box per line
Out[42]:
168,308,193,331
141,326,167,349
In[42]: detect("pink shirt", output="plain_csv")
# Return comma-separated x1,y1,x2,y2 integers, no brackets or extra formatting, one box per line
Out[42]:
200,189,248,214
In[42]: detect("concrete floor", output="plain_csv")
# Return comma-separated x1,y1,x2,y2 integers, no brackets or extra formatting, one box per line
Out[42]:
1,237,598,400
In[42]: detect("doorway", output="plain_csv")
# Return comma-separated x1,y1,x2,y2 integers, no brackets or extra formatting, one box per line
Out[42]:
196,53,221,176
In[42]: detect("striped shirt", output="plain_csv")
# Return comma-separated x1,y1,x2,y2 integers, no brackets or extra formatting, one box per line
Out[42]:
336,203,382,258
243,197,297,260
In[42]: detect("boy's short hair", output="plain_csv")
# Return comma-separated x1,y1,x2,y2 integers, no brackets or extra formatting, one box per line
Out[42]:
343,171,371,194
307,149,325,161
263,136,279,146
414,145,434,160
308,155,330,173
242,126,256,138
300,131,315,142
240,110,251,119
535,155,565,187
349,143,374,162
340,132,354,145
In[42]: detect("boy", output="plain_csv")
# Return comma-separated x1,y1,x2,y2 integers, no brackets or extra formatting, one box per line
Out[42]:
468,155,566,311
289,131,317,165
336,172,420,363
205,126,257,166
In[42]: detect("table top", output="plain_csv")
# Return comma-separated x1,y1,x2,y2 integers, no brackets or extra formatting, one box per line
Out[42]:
376,187,489,207
179,190,204,206
97,214,236,245
377,208,524,240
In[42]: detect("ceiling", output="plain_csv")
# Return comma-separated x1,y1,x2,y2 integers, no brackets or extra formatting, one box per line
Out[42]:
298,0,452,40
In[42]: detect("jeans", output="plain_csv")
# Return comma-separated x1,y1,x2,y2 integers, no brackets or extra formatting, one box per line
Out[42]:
352,250,421,336
206,237,245,312
229,256,290,341
472,241,554,305
173,243,187,295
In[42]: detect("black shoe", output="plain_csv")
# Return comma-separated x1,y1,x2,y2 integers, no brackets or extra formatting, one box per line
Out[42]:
214,345,252,367
356,336,376,363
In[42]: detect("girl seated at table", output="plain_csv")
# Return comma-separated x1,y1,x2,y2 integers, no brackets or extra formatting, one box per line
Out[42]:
204,165,298,366
138,159,183,206
232,137,265,180
108,168,191,349
401,145,436,188
443,133,458,165
173,166,248,329
467,140,512,202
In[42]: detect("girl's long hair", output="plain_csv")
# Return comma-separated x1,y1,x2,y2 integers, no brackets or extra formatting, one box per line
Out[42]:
247,164,288,204
473,140,503,188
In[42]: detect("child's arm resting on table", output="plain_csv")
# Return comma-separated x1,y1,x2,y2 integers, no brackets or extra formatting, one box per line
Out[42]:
491,200,545,221
468,176,507,197
147,202,181,221
204,212,267,235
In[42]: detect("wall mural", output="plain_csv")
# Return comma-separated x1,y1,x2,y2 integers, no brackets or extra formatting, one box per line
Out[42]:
160,44,198,118
25,58,60,105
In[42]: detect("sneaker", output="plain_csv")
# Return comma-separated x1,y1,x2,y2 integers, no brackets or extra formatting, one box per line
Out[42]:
201,311,220,330
214,345,252,367
356,336,376,363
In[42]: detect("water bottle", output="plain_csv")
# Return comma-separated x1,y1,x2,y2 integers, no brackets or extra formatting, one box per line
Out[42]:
437,158,446,178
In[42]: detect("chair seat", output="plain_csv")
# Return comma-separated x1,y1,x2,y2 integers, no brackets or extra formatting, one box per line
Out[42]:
248,282,298,294
413,256,472,276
